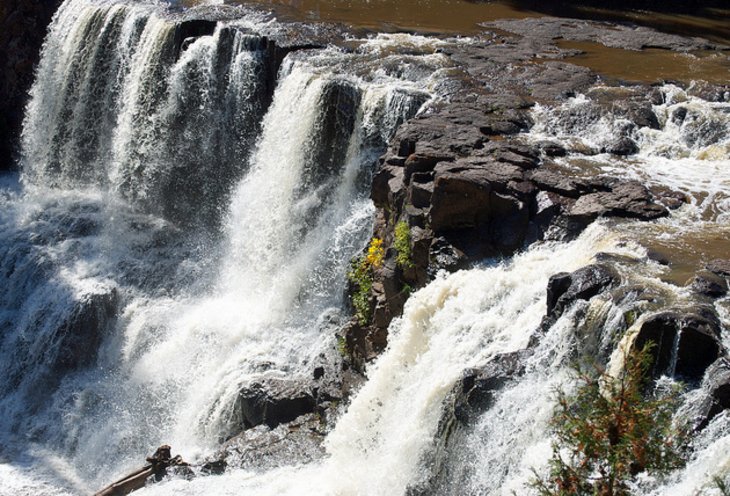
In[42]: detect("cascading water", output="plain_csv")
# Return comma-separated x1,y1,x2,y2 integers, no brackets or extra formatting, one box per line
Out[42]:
0,0,445,493
1,0,729,495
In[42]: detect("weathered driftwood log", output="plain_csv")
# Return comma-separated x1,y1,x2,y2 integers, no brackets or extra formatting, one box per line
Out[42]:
94,445,188,496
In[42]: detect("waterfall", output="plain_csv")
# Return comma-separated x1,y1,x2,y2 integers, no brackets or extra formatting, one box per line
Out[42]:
0,0,445,493
2,0,729,494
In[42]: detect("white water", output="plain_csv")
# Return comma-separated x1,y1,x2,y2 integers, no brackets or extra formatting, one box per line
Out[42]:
2,0,730,494
136,223,631,496
1,0,447,493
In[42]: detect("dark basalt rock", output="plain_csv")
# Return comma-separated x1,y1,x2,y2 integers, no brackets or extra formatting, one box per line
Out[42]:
567,181,668,223
486,17,724,52
705,358,730,412
546,264,619,320
173,19,217,58
233,379,317,430
451,351,529,424
633,308,723,382
690,270,728,299
54,287,119,374
696,357,730,430
430,171,493,231
211,413,325,471
0,0,63,170
707,259,730,277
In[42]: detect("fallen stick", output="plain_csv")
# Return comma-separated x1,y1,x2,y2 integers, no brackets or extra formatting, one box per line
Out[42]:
93,445,188,496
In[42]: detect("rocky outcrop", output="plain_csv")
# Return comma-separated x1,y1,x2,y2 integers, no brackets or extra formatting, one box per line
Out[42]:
0,0,62,170
545,264,619,321
696,356,730,429
448,351,529,425
486,17,726,52
344,85,667,369
233,379,317,431
632,308,724,382
230,372,343,433
210,413,326,471
53,287,119,374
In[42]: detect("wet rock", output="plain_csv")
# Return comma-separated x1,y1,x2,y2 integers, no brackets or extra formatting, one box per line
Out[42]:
0,0,63,170
546,263,619,319
567,181,668,223
585,86,661,130
633,308,723,381
707,259,730,277
429,237,468,273
696,357,730,430
486,17,723,52
687,82,730,103
537,140,567,157
212,413,325,471
308,79,361,183
451,351,529,424
528,167,599,198
605,136,639,156
690,271,728,298
516,61,596,101
706,358,730,410
430,171,492,231
54,287,119,373
173,19,217,57
651,187,687,210
233,379,317,430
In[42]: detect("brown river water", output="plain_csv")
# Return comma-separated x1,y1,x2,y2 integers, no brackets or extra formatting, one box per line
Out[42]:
203,0,730,83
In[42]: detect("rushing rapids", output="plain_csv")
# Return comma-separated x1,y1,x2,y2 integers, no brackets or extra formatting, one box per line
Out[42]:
0,0,729,495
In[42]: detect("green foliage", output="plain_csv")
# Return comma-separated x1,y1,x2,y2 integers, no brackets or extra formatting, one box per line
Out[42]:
348,257,373,325
715,476,730,496
532,343,688,496
336,335,348,357
394,220,413,269
347,237,383,326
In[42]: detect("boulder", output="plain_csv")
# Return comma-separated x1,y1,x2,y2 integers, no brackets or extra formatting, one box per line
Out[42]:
546,264,619,319
212,413,325,471
707,259,730,277
696,357,730,430
567,181,668,223
451,351,529,424
690,270,728,298
233,378,317,430
54,287,118,374
633,309,723,381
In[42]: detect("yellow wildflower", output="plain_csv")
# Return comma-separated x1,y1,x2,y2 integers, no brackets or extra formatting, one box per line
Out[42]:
365,237,385,268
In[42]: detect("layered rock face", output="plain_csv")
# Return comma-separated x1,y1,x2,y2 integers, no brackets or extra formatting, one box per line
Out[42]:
0,0,61,170
343,85,673,369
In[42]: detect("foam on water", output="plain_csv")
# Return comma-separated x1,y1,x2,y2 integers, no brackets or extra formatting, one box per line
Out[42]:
2,0,730,494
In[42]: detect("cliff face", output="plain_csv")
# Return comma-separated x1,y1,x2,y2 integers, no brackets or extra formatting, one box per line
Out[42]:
0,0,61,170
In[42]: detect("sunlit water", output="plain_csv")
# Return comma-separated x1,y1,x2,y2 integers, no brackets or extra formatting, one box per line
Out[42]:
0,0,729,495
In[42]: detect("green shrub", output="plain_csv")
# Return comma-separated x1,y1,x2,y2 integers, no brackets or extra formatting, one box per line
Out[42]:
532,343,688,496
394,221,413,269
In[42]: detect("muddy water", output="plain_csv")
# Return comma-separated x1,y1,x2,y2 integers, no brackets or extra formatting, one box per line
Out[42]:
211,0,542,34
210,0,730,84
620,223,730,286
556,41,730,85
219,0,730,43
